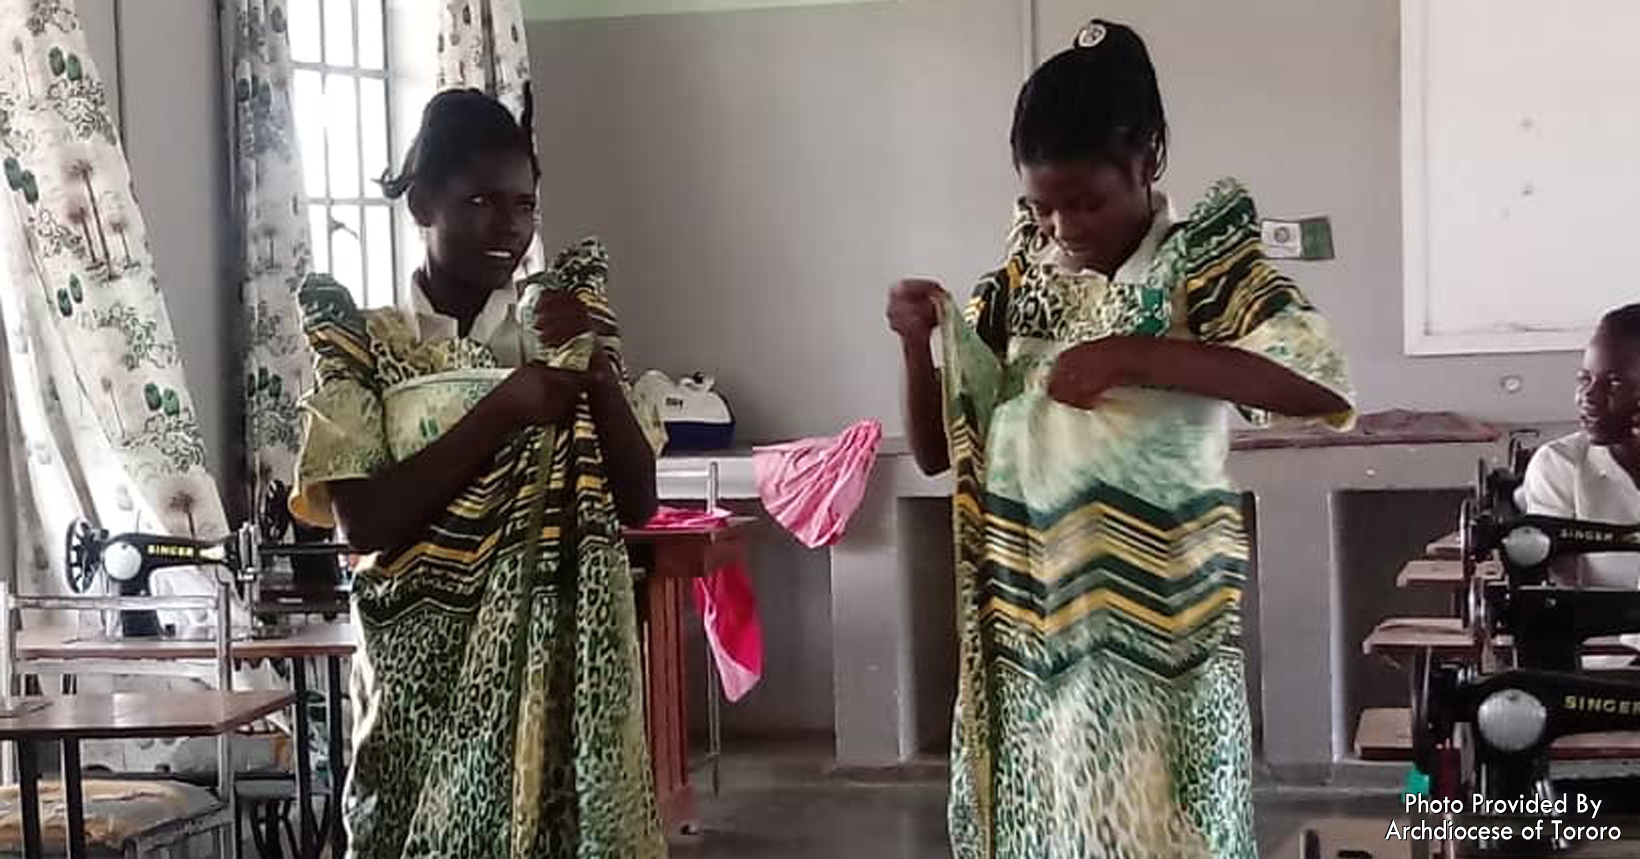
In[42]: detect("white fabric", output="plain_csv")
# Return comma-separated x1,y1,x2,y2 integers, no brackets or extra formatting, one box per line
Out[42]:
404,279,525,367
1521,431,1640,666
1521,432,1640,588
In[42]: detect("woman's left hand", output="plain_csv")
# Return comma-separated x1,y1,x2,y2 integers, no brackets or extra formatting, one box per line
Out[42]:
531,290,593,348
1047,336,1155,409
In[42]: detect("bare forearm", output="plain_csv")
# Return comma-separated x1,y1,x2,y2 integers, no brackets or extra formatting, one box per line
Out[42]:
901,337,950,476
329,393,517,553
589,376,658,527
1138,339,1348,417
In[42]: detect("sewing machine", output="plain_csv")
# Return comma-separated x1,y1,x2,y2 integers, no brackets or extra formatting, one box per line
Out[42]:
64,482,351,639
1410,460,1640,855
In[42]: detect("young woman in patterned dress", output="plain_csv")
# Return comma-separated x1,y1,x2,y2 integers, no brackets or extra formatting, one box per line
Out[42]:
290,89,666,858
887,19,1355,859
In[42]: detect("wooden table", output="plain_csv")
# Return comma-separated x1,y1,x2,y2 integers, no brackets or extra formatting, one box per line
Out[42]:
0,691,293,859
1397,559,1500,589
19,518,745,847
1428,530,1462,560
624,517,754,836
17,624,354,859
1356,706,1640,762
1362,617,1634,660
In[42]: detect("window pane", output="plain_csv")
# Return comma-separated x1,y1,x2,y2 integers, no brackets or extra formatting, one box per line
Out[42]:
308,205,330,276
293,70,326,198
323,0,354,67
365,205,394,307
357,0,385,70
287,0,322,64
360,77,389,196
331,206,364,303
325,75,360,199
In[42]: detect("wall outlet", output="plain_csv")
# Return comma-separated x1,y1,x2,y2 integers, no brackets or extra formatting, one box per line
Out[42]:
1261,217,1334,261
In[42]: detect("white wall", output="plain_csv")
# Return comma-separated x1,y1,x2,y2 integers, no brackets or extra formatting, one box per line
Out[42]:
529,0,1022,443
531,0,1584,449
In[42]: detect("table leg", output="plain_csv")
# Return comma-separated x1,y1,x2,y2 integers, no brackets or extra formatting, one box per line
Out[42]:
220,730,240,859
326,655,347,857
644,571,695,834
61,740,85,859
17,740,41,859
292,659,317,857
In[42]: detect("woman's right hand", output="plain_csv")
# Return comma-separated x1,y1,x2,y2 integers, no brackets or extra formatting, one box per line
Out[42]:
498,363,589,427
886,279,946,342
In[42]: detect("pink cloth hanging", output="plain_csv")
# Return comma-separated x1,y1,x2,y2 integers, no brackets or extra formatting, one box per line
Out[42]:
751,420,884,549
642,506,763,702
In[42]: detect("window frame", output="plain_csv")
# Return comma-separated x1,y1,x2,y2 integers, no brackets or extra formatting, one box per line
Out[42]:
288,0,398,309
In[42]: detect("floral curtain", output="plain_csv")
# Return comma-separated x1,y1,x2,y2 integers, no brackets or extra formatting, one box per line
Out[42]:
438,0,531,118
0,0,275,773
228,0,312,519
0,0,228,602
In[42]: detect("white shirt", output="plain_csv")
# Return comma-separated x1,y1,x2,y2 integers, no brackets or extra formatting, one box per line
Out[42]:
1520,432,1640,589
402,280,526,367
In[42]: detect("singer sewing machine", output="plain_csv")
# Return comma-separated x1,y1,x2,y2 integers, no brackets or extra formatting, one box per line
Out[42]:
1409,459,1640,856
64,481,351,639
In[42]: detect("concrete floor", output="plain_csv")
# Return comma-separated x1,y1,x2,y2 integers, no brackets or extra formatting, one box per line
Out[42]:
669,741,1406,858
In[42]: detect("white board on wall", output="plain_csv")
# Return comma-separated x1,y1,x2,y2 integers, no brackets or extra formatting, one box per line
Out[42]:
1402,0,1640,355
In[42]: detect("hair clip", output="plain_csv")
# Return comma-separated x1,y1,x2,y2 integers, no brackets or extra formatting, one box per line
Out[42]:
1074,22,1107,49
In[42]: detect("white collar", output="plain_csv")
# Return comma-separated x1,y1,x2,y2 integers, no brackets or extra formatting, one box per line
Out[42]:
1044,188,1177,281
403,277,519,344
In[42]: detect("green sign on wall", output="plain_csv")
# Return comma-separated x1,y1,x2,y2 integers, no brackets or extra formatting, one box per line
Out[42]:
523,0,898,22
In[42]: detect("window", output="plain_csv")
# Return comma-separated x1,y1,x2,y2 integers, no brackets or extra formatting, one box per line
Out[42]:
287,0,396,309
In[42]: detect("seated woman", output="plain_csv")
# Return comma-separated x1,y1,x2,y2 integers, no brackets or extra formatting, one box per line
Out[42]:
288,88,666,857
1522,304,1640,589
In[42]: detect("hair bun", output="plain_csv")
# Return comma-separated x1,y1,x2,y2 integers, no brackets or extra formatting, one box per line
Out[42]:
1073,21,1108,49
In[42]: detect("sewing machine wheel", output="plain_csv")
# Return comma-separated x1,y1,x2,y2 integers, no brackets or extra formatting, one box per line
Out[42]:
1410,648,1457,775
259,479,293,543
1475,457,1487,508
63,519,103,594
1467,573,1496,670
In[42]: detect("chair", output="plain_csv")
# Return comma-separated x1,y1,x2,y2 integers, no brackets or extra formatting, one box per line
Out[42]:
0,579,245,858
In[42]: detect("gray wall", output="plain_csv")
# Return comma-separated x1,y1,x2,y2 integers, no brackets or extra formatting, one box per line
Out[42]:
528,0,1022,443
529,0,1583,447
81,0,237,502
523,0,1593,745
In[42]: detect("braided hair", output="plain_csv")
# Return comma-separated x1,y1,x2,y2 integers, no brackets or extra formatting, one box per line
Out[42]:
380,84,539,200
1009,19,1168,180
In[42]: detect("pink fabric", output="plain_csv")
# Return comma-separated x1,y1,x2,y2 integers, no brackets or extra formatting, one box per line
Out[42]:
645,506,732,529
642,506,763,702
751,420,884,549
689,564,761,702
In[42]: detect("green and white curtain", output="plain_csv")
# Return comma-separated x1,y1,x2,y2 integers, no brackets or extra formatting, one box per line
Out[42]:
227,0,313,513
0,0,267,773
439,0,532,118
0,0,228,604
438,0,544,272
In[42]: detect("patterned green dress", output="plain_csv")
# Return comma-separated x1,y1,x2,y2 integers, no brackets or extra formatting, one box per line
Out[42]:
290,239,666,858
941,179,1354,859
